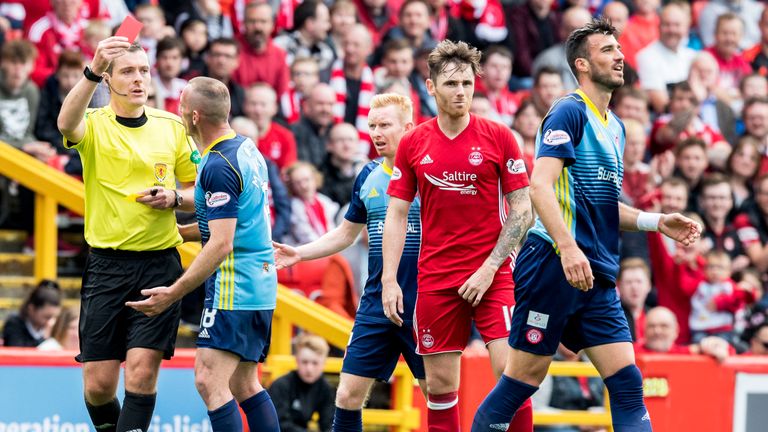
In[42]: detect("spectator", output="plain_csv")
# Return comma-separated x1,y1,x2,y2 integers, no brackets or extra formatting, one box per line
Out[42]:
687,52,739,148
690,250,753,343
673,138,709,212
286,161,340,245
618,258,653,344
470,93,501,123
734,174,768,272
174,0,234,40
412,41,438,118
745,8,768,75
35,50,83,156
0,40,53,161
330,24,374,154
320,123,367,206
726,137,761,213
152,37,187,115
274,0,335,72
374,0,436,66
637,2,697,113
699,174,750,269
135,4,175,67
530,66,564,117
457,0,508,49
739,74,768,112
611,86,651,128
179,18,208,78
622,119,653,207
505,0,561,81
38,306,79,351
531,6,592,92
245,83,298,171
742,97,768,174
291,83,336,168
268,333,335,431
26,0,89,86
618,0,660,69
698,0,764,51
282,57,321,125
2,280,61,347
328,0,358,57
745,323,768,355
705,13,752,101
511,99,541,172
427,0,469,43
230,116,292,242
233,2,290,96
352,0,400,46
602,1,630,36
476,45,519,127
636,306,732,362
201,38,245,117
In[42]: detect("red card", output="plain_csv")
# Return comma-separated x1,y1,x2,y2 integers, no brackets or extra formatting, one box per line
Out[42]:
115,15,143,43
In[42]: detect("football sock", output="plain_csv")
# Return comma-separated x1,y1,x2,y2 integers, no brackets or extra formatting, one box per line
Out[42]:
85,397,120,432
240,390,279,432
116,391,156,432
472,374,538,431
427,392,460,432
208,398,242,432
603,365,652,431
332,407,363,432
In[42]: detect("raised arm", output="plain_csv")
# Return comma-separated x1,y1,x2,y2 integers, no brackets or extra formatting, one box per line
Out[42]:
58,37,131,143
381,196,411,326
619,202,701,246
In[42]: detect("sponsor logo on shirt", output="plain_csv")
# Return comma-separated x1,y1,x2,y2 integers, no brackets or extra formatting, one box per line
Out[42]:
205,191,231,207
506,158,525,174
543,129,571,145
526,328,543,344
468,150,483,166
367,187,380,198
392,166,402,180
420,154,434,165
424,171,478,195
596,166,620,187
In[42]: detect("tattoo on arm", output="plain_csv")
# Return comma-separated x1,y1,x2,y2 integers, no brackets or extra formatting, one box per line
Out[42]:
487,187,533,269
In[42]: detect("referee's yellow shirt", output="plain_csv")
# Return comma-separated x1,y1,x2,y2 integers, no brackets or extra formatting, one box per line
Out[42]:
65,105,197,251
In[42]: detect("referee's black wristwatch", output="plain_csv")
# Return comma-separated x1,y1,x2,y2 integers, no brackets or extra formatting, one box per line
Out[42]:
83,66,103,83
172,190,183,208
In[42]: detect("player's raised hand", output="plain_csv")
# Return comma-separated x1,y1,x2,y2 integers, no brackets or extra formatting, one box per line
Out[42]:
126,286,175,317
382,280,404,327
559,244,594,291
659,213,702,246
90,36,131,75
458,264,495,307
273,241,300,270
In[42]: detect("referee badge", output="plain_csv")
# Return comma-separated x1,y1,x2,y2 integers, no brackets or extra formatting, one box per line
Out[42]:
154,163,168,182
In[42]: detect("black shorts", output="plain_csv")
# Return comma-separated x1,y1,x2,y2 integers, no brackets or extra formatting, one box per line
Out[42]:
77,248,183,363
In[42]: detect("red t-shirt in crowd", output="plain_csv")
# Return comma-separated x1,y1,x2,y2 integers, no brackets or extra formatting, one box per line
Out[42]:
232,38,290,97
387,114,529,291
257,122,298,171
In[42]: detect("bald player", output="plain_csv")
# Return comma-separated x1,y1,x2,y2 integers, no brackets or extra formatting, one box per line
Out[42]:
128,77,280,432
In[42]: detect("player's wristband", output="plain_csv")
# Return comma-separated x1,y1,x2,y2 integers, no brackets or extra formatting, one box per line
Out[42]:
637,212,662,232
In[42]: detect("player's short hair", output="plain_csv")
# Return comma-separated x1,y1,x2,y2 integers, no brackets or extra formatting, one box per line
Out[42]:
294,333,330,358
382,38,414,60
565,16,617,79
534,66,561,87
187,77,231,124
0,39,37,63
156,36,186,57
105,42,144,75
674,137,706,157
482,45,513,65
209,37,240,55
286,161,324,190
57,50,85,71
370,93,414,124
618,258,650,281
427,40,482,84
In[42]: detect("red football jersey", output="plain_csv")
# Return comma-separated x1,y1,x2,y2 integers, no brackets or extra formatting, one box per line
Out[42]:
388,115,529,291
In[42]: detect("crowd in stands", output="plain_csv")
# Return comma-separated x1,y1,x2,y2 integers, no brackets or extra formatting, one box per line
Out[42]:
1,0,768,364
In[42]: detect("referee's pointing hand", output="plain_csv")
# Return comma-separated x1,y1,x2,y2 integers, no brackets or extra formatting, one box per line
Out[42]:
90,36,132,75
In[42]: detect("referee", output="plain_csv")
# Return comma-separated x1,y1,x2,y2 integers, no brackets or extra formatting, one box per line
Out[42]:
57,36,197,432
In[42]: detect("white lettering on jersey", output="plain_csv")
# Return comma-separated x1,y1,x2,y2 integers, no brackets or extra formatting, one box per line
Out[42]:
424,171,478,195
205,191,231,207
543,129,571,145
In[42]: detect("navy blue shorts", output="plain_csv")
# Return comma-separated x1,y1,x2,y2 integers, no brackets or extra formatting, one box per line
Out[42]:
196,308,273,362
341,318,425,381
508,236,632,356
